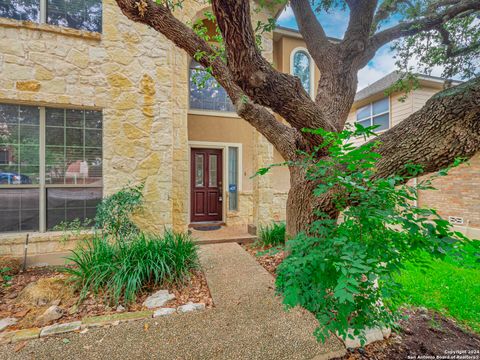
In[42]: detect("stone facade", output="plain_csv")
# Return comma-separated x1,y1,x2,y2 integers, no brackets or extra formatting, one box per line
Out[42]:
0,0,284,255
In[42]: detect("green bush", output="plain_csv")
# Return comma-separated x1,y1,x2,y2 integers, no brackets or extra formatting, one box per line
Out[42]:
262,125,472,344
94,183,144,240
256,222,286,247
65,230,199,305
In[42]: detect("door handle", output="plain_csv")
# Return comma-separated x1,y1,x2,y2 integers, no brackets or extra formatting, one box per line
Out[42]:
219,196,223,202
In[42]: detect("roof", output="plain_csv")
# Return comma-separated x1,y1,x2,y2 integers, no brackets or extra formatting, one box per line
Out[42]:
354,71,462,103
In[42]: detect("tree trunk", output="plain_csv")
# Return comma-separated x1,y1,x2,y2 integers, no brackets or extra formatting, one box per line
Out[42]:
286,165,339,237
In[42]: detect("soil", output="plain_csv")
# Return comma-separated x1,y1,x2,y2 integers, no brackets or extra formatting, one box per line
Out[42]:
0,265,213,332
244,244,480,360
242,244,285,276
337,309,480,360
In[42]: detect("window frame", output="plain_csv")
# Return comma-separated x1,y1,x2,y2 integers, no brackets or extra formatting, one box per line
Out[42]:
355,97,391,133
0,104,103,233
188,60,237,117
290,47,315,99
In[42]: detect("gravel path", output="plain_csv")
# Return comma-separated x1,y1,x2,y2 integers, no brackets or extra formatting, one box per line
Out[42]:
1,243,345,360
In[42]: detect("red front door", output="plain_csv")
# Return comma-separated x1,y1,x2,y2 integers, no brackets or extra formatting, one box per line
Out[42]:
191,148,223,222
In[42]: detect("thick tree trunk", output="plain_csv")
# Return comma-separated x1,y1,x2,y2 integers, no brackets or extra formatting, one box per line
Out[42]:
286,166,339,237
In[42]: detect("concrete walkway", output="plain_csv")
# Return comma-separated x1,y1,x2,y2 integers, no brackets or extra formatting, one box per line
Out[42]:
1,243,345,360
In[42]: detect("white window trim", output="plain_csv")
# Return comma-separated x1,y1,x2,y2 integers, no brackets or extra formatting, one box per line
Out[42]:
290,47,315,99
355,96,391,133
188,141,243,223
0,104,103,234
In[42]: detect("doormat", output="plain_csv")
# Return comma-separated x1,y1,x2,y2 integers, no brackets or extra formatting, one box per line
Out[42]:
193,225,222,231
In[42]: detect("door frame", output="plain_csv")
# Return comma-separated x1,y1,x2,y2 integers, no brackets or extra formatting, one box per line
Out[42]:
188,141,243,224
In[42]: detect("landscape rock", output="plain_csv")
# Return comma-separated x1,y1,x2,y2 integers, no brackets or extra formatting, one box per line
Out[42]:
341,327,391,349
143,290,175,309
153,308,176,317
40,321,81,337
116,305,125,312
0,317,17,332
36,305,64,326
82,311,153,327
177,302,206,314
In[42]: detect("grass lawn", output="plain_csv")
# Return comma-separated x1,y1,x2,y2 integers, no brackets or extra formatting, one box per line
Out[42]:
395,243,480,333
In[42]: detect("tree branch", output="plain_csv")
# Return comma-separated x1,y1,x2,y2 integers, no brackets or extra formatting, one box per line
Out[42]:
290,0,335,67
368,0,480,53
342,0,377,55
373,76,480,179
114,0,300,160
210,0,339,134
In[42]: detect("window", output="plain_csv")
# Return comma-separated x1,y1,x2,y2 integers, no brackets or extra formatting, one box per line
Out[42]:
292,50,312,95
0,0,102,32
0,103,103,233
356,97,390,132
189,60,235,113
228,147,238,211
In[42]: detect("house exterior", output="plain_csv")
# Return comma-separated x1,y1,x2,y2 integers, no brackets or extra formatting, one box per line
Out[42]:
346,73,480,239
0,1,477,257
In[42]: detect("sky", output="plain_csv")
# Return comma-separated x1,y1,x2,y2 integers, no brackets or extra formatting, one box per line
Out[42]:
277,6,400,90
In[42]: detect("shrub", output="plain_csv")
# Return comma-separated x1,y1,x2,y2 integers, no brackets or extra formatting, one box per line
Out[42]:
256,222,286,248
65,230,199,305
262,125,472,344
94,183,144,240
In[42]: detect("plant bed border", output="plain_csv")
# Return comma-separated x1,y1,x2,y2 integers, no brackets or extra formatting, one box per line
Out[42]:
0,302,207,345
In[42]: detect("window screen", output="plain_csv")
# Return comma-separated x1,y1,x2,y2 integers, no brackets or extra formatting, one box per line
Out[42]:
189,61,235,112
0,188,39,232
46,187,102,229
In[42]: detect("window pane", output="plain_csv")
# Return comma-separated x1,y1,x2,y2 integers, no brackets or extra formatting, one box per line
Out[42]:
46,187,102,230
0,189,39,232
189,61,235,112
0,104,40,184
356,105,371,121
0,0,40,22
373,113,389,132
195,154,204,187
228,147,238,211
357,119,371,129
292,51,311,95
47,0,102,32
372,98,389,115
209,155,217,188
45,108,102,185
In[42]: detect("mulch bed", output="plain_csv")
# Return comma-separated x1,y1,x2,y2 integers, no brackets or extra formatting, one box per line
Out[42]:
0,264,213,332
243,244,480,359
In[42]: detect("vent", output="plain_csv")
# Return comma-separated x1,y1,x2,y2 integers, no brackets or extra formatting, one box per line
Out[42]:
448,216,464,225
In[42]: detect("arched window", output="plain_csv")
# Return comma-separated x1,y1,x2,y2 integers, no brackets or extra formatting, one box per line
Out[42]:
292,50,312,95
189,60,235,112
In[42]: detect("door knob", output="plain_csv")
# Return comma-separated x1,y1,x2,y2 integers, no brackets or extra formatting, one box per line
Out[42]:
219,196,223,202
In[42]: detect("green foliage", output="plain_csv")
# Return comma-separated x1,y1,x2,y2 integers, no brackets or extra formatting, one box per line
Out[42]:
65,230,199,305
273,125,473,344
394,244,480,333
0,267,13,287
53,218,93,244
256,222,286,248
94,183,144,240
